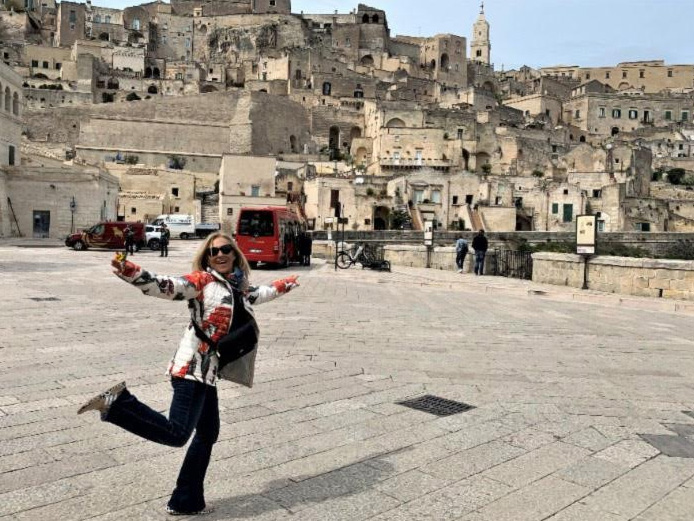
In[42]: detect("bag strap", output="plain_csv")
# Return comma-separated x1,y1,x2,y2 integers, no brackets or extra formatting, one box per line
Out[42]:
188,299,218,351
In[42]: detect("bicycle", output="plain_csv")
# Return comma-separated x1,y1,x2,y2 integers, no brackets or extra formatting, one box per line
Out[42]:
336,244,375,269
336,244,391,271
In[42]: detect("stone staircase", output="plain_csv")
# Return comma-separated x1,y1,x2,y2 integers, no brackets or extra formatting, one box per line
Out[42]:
200,193,219,224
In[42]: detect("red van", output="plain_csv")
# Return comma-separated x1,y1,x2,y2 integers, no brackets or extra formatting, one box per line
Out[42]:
235,207,305,267
65,222,145,251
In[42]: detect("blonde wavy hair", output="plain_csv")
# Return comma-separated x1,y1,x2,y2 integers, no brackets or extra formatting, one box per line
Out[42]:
192,232,251,288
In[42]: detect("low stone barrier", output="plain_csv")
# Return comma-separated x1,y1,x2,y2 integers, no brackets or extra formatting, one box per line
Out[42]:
532,252,694,301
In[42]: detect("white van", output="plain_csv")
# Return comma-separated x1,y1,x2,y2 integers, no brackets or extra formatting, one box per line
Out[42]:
152,214,196,239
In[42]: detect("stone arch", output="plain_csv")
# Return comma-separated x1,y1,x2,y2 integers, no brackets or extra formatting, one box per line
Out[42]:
259,88,268,93
290,134,297,153
374,206,389,230
579,135,586,143
152,67,161,79
386,117,405,128
322,82,331,95
201,85,218,93
430,59,436,70
350,126,362,142
372,14,379,23
144,67,152,78
12,92,19,116
362,13,370,23
355,146,368,165
618,81,630,90
611,127,620,137
107,78,119,89
147,85,158,94
199,24,207,35
4,86,9,112
99,32,110,41
482,80,495,93
295,69,302,80
476,152,491,168
440,53,450,70
360,55,374,67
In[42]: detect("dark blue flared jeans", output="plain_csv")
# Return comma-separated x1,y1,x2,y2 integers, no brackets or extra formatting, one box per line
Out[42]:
104,378,219,512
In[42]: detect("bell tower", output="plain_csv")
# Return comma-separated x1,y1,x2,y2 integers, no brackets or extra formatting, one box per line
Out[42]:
470,2,491,65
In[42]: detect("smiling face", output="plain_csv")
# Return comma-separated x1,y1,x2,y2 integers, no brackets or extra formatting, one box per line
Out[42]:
208,237,236,275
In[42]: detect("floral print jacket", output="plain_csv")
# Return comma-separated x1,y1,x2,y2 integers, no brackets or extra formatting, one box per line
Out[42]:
116,261,296,387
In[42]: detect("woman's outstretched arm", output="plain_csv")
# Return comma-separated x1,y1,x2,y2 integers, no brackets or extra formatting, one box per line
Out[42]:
111,258,208,301
246,275,300,305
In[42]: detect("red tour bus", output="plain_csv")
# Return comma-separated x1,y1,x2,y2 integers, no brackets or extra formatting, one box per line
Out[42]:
235,206,305,267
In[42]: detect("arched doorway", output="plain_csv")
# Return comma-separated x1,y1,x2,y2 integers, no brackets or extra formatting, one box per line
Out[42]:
355,147,368,165
430,59,436,70
374,206,389,230
482,80,495,93
322,82,331,95
147,85,158,94
99,33,110,41
290,135,297,153
144,67,152,78
476,152,491,170
329,126,340,159
579,135,586,143
371,14,379,23
462,149,470,170
350,126,362,143
362,14,370,23
152,68,161,79
611,127,620,136
440,53,450,70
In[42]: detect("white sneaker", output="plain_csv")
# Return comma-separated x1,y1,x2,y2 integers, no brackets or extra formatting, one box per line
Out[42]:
457,269,463,273
77,382,126,415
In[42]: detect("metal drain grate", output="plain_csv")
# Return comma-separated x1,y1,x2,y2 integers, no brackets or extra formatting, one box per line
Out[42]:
396,395,475,417
28,297,61,302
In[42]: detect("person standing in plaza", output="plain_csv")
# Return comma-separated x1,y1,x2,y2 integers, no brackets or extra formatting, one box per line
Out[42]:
77,232,299,516
455,235,469,274
160,223,170,257
124,225,135,255
472,229,488,275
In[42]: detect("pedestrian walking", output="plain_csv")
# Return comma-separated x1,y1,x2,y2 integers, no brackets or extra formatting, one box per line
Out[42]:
299,232,313,266
124,225,135,255
77,232,300,516
472,229,488,275
455,235,468,273
160,223,170,257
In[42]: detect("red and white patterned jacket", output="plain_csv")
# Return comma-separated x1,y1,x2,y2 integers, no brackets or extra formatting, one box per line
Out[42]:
116,261,296,387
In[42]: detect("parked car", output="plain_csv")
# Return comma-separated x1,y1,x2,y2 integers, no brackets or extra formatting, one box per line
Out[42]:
65,222,145,251
145,224,162,250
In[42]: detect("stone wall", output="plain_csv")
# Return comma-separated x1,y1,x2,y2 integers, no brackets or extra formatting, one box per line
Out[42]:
533,252,694,301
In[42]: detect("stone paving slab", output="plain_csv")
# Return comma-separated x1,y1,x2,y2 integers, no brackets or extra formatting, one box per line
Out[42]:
3,242,694,519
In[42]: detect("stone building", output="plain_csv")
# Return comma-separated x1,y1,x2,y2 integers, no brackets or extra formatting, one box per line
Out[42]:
470,3,490,65
564,90,694,136
0,60,21,167
56,1,86,47
541,61,694,94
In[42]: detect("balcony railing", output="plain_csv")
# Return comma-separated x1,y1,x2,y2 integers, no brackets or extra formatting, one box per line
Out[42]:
380,158,451,169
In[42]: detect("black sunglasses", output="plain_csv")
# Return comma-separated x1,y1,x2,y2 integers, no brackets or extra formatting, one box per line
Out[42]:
210,244,234,257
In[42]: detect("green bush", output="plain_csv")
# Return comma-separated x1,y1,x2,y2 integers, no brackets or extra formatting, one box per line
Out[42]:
124,155,139,165
662,240,694,260
667,168,687,185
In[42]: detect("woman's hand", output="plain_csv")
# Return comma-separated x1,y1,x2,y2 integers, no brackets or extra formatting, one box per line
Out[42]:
273,275,300,293
111,255,124,275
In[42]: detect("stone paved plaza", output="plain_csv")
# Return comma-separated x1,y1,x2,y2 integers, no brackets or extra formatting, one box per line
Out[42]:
2,240,694,520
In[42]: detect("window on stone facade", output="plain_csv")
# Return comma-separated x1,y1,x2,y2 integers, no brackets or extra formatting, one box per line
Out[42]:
682,111,689,122
31,59,38,67
465,194,473,204
42,61,48,68
12,92,18,116
592,189,602,198
574,109,580,119
330,189,340,209
55,63,61,70
628,109,638,119
431,190,441,204
665,110,672,120
69,10,76,23
131,207,137,214
598,107,606,118
345,38,351,47
612,108,621,119
322,82,331,95
605,72,610,79
639,70,645,78
586,73,590,80
562,204,573,223
185,38,190,48
270,0,276,5
668,70,673,77
563,189,569,195
636,222,651,232
172,187,179,197
551,203,558,214
452,196,458,205
622,71,627,78
457,129,463,139
94,14,101,23
227,208,233,215
105,15,111,23
8,145,15,166
251,185,260,197
132,18,140,30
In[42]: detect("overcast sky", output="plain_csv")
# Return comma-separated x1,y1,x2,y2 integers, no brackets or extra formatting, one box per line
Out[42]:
95,0,694,70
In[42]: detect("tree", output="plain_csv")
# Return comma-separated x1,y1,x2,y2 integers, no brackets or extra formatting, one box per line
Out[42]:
667,168,686,185
168,155,187,170
481,163,492,175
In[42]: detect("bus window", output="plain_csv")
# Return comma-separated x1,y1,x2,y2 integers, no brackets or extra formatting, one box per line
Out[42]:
238,211,274,237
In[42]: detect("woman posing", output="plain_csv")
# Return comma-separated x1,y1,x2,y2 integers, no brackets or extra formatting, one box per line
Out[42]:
78,232,299,516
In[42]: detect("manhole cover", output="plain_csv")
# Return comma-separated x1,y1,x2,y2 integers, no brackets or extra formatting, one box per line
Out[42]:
396,395,475,417
28,297,61,302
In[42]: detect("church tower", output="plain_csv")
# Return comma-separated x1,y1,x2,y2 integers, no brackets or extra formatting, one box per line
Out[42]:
470,2,491,65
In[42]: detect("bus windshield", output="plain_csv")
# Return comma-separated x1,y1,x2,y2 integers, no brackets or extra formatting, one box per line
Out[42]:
238,211,274,237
